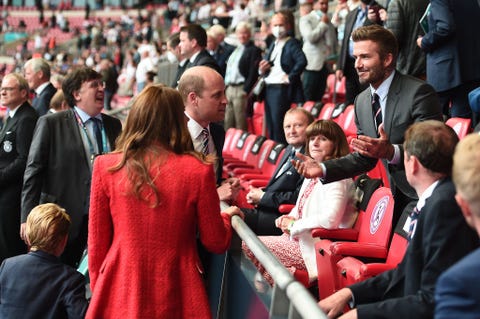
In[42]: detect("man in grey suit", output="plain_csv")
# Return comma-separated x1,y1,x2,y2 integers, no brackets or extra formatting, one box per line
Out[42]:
21,67,122,268
294,25,443,227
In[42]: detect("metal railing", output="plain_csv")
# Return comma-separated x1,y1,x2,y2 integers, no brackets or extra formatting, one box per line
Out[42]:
216,215,328,319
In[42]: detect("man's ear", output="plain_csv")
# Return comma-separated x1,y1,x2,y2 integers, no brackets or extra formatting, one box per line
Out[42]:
383,53,394,70
456,193,475,228
188,91,198,106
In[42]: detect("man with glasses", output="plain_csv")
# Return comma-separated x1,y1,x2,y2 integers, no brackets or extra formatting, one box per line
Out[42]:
0,73,38,263
21,67,122,268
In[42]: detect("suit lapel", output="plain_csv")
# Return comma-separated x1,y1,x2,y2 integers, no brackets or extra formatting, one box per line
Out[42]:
384,73,401,137
67,109,91,170
0,103,26,139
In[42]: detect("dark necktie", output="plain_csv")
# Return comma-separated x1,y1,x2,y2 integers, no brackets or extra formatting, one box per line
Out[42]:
372,93,382,135
200,127,210,155
276,149,296,178
91,117,103,154
407,206,420,242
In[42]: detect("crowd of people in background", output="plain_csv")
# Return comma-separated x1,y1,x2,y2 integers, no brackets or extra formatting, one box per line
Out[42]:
0,0,480,318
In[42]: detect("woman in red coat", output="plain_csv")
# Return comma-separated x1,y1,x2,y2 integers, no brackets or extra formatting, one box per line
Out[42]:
86,84,242,319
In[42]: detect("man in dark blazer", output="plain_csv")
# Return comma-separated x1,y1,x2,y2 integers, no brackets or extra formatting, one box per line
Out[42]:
435,133,480,319
24,58,57,116
260,10,307,144
336,0,382,105
417,0,480,119
0,73,38,263
224,21,262,130
319,120,478,319
207,24,235,77
21,67,122,268
294,25,442,227
175,24,222,85
0,203,87,318
242,108,314,235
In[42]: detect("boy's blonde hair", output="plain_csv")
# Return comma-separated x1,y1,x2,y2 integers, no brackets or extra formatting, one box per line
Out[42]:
26,203,70,254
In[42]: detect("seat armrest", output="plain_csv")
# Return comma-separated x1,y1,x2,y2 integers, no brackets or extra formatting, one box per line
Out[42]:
278,204,295,214
330,243,388,259
311,228,359,241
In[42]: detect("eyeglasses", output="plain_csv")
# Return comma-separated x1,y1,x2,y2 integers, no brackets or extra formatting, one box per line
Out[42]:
0,87,19,92
87,80,106,89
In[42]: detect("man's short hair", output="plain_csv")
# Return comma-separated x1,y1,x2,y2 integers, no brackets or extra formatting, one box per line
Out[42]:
453,133,480,215
4,73,29,93
177,70,206,102
26,203,71,254
62,67,101,108
351,24,399,65
284,107,315,126
167,32,180,49
180,24,208,48
403,120,459,175
25,58,51,80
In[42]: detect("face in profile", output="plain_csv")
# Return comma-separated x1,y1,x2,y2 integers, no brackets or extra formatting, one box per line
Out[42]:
195,70,228,123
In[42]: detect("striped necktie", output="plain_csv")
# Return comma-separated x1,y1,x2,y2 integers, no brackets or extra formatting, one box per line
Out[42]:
200,127,210,155
407,206,420,242
372,93,382,135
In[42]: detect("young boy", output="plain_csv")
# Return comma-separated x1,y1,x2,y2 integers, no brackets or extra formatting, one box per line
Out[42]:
0,203,88,318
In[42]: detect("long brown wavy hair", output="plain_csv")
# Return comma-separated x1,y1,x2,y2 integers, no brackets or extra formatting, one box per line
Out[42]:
110,84,209,207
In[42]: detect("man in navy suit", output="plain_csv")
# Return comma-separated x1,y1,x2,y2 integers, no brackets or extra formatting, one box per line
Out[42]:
0,203,87,318
21,67,122,268
242,108,314,235
417,0,480,119
175,24,222,85
318,120,478,319
24,58,57,116
435,133,480,319
259,10,307,144
0,73,38,263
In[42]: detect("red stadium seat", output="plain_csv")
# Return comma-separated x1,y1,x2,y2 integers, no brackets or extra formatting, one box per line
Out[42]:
315,187,394,299
223,128,244,159
317,102,336,120
446,117,472,139
336,210,409,288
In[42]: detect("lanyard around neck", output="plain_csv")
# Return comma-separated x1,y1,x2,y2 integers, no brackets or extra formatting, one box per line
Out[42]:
73,110,108,158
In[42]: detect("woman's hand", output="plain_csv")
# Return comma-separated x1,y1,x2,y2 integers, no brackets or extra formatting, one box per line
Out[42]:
275,215,296,234
223,206,244,219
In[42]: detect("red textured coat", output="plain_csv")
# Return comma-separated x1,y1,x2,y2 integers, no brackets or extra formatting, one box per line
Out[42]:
86,152,232,319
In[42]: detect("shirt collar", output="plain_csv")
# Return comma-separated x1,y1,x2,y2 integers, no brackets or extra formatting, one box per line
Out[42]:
35,81,50,95
185,112,208,139
416,179,440,212
7,103,22,117
74,106,102,123
370,70,395,103
189,50,201,64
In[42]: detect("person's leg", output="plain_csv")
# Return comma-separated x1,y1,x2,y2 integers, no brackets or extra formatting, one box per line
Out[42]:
231,85,248,130
242,208,282,236
224,86,236,129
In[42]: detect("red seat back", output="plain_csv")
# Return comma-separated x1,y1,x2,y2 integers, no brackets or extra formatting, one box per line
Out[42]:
223,128,243,156
318,102,336,120
446,117,472,139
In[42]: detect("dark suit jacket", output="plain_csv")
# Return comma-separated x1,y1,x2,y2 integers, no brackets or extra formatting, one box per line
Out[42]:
265,37,307,103
258,145,305,211
435,247,480,319
32,83,56,116
213,42,235,77
323,72,442,200
238,40,263,94
350,178,478,319
21,109,122,241
191,49,222,75
337,5,381,72
421,0,480,92
0,103,38,261
210,122,225,185
0,250,87,319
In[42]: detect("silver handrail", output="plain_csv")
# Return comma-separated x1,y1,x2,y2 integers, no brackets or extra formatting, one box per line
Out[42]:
231,215,328,319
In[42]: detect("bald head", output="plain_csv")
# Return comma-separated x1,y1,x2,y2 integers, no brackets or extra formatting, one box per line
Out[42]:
177,66,227,127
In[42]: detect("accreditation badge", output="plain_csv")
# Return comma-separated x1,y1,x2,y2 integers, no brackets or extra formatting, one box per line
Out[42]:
3,140,12,153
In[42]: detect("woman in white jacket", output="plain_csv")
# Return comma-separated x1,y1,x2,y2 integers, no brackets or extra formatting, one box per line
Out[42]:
245,119,357,284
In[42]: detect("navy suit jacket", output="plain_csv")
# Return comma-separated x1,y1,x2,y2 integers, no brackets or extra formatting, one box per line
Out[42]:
0,251,87,319
191,49,222,75
349,178,478,319
33,83,56,116
257,145,305,211
435,247,480,319
210,122,225,185
0,103,38,261
238,40,263,94
265,37,307,103
421,0,480,92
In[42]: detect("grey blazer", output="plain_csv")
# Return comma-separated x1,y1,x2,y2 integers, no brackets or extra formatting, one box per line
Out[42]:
323,71,442,199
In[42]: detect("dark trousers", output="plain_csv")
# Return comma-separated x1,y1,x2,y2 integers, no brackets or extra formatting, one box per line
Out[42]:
439,80,480,119
303,66,329,102
242,207,283,236
60,215,88,268
265,84,290,144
